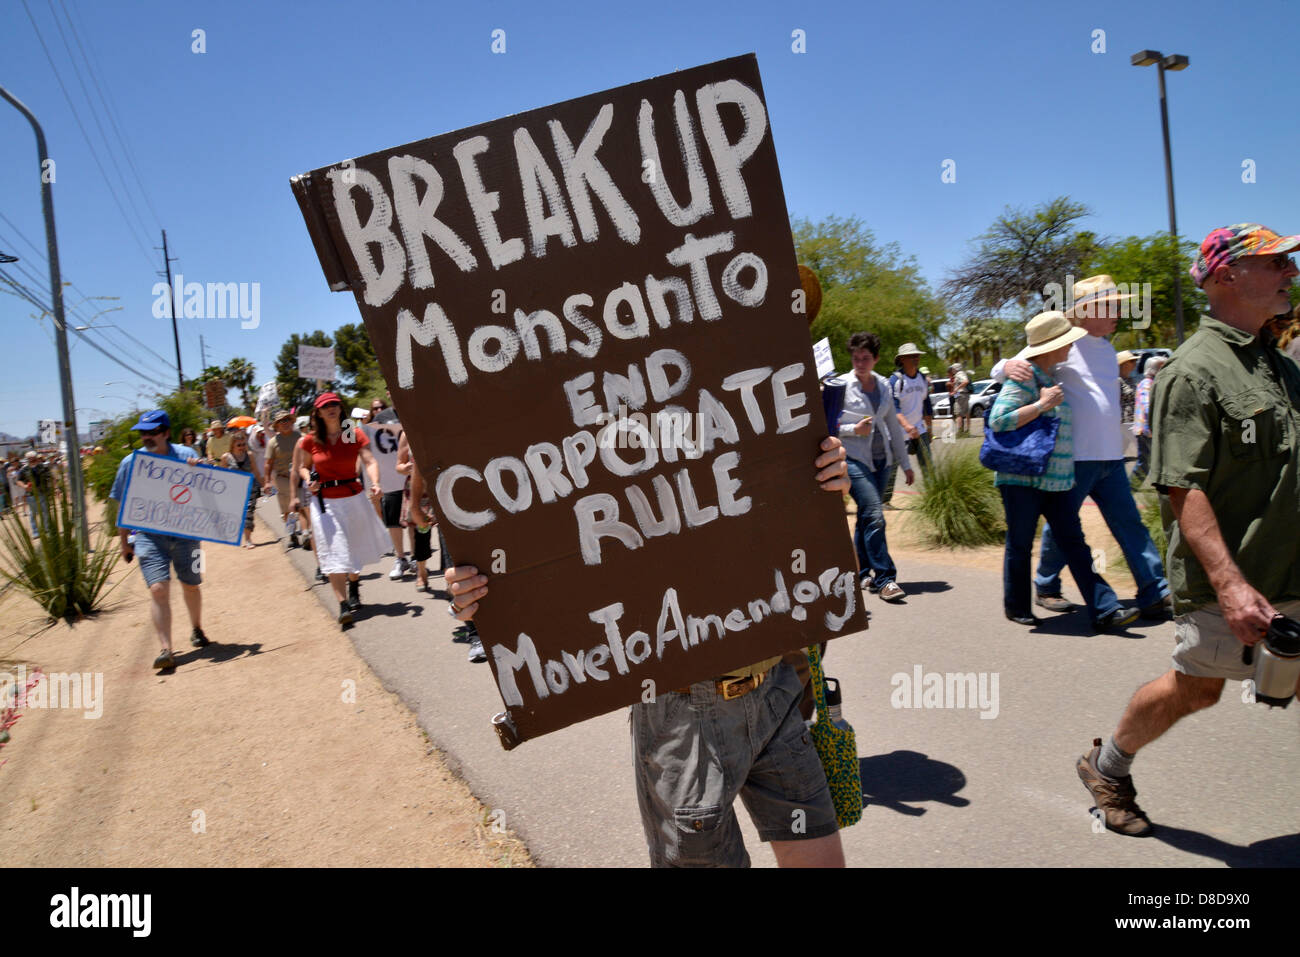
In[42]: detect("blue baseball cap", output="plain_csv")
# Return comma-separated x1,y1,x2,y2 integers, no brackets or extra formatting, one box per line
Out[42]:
131,409,171,432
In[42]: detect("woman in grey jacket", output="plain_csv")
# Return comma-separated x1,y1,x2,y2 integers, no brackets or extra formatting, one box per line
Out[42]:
836,332,913,602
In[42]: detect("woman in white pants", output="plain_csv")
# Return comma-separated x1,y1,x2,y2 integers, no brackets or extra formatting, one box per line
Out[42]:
290,393,388,627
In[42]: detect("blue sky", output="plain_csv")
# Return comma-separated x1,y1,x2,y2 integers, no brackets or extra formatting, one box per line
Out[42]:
1,0,1295,438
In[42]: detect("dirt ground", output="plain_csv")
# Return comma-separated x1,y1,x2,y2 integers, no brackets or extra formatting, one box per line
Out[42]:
0,504,530,867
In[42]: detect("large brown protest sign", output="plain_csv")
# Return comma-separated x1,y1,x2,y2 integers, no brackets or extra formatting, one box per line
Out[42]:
291,54,866,744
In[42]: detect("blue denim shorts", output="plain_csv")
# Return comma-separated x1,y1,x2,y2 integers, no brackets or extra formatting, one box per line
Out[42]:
631,659,838,867
133,532,202,587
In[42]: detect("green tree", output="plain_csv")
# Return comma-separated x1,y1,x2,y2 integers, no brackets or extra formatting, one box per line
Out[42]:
333,322,387,403
274,331,335,412
943,197,1100,315
1086,233,1208,349
794,215,945,373
223,357,256,411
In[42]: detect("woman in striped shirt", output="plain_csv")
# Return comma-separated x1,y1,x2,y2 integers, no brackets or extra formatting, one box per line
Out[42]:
990,312,1133,631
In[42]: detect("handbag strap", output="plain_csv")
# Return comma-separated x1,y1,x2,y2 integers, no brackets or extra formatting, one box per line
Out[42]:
806,645,829,716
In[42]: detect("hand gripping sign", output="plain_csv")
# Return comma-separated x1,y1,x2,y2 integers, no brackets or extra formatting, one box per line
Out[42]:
291,55,866,745
115,451,255,547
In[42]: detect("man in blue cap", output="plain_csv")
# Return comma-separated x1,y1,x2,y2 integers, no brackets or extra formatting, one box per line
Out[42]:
109,410,210,670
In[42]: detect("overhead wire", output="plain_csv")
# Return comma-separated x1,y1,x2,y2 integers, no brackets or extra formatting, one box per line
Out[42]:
19,0,156,268
47,0,156,244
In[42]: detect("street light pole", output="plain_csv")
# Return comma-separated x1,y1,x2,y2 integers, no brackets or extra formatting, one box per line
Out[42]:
1132,50,1190,344
0,83,88,546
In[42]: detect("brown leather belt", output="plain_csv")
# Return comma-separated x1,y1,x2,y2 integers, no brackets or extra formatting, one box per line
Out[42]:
674,670,769,701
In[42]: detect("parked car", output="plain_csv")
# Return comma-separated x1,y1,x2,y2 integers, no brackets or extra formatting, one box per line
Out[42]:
968,379,1001,418
929,380,952,417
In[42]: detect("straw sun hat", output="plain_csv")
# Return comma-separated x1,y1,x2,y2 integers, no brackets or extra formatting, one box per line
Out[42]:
1022,311,1087,359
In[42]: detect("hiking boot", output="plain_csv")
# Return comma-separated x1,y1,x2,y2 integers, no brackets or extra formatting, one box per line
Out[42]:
879,582,905,602
153,650,176,670
1076,738,1153,836
347,579,361,611
338,602,354,627
467,634,487,663
1035,593,1077,614
1093,606,1140,633
1140,596,1173,621
190,627,209,648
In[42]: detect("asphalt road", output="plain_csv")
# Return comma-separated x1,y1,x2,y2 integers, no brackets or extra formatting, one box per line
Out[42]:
261,494,1300,868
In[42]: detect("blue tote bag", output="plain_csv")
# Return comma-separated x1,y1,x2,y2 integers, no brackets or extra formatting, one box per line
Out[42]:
979,414,1060,476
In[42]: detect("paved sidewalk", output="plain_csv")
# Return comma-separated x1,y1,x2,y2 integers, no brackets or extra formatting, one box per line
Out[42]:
264,495,1300,867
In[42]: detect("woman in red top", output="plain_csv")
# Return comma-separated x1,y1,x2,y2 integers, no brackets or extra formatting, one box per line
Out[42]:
290,393,389,626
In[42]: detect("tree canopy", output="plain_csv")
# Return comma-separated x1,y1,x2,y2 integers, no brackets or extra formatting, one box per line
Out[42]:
794,215,945,374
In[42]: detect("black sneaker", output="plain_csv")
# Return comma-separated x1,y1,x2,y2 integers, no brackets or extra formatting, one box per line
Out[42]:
315,567,326,583
190,627,209,648
338,602,354,627
347,579,361,610
288,531,300,548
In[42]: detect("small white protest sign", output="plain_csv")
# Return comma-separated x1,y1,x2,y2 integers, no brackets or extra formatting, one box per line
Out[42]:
812,338,835,379
297,345,336,380
114,451,254,546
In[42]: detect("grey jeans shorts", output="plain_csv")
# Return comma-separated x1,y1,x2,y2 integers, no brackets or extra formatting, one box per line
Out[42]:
631,659,838,868
1172,598,1300,680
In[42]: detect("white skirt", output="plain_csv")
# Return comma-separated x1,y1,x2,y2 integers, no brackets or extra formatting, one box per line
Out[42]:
310,491,389,575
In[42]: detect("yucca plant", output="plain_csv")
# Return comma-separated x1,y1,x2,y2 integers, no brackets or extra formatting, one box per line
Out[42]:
0,478,119,622
912,443,1006,548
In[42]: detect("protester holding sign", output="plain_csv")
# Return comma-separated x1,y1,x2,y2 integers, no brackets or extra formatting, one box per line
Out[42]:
291,393,388,626
109,410,210,670
446,435,853,867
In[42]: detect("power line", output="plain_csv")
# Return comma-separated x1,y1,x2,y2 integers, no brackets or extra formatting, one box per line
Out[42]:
64,0,163,228
48,0,155,244
19,0,156,267
0,267,172,388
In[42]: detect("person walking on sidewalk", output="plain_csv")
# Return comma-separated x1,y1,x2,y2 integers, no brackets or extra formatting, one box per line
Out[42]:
1077,224,1300,836
262,411,302,545
996,275,1170,621
291,393,389,627
837,332,911,602
220,430,258,548
882,342,933,507
989,313,1139,633
1129,356,1165,489
109,410,210,670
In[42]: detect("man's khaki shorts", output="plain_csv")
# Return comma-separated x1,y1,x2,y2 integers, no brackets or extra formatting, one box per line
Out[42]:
1172,599,1300,681
273,473,293,516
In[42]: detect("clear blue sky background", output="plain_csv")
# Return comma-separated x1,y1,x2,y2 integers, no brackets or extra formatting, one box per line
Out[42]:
1,0,1295,438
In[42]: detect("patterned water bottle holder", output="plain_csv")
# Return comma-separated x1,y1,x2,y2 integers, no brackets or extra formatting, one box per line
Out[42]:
806,645,863,829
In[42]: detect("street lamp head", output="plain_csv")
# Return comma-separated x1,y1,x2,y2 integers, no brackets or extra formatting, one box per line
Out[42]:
1131,49,1162,66
1162,54,1190,71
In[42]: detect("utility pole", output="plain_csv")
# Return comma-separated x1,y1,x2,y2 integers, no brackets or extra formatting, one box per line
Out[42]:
0,84,88,547
200,334,208,372
160,229,184,390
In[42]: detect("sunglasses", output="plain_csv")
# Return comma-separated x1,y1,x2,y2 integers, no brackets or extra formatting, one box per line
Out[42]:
141,428,165,437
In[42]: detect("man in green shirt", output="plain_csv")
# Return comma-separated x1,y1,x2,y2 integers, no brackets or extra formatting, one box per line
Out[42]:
1078,224,1300,836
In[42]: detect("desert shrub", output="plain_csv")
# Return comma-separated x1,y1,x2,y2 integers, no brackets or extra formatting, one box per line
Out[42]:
913,443,1006,547
0,479,119,622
